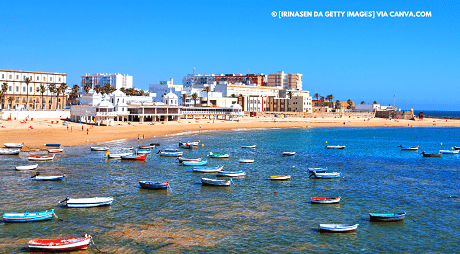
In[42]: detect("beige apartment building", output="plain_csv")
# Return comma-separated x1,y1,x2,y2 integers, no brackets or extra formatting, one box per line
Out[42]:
267,71,302,90
0,69,67,110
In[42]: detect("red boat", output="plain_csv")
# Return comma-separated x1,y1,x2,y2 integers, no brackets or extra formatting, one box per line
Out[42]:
28,234,91,251
138,144,155,149
398,145,419,151
311,197,341,204
121,153,148,160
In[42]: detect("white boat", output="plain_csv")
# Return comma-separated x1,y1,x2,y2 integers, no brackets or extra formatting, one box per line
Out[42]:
0,148,21,155
239,159,254,163
28,155,55,161
157,150,183,157
15,164,38,170
32,173,65,181
60,197,114,208
4,143,23,148
439,150,459,154
282,152,296,156
270,175,291,180
28,234,92,252
311,197,341,204
136,149,151,154
90,147,109,151
319,224,358,233
216,170,246,177
192,165,224,173
201,178,231,186
309,171,341,179
325,145,346,149
241,145,256,149
48,148,64,153
107,152,133,159
208,152,230,158
121,147,134,151
176,157,203,163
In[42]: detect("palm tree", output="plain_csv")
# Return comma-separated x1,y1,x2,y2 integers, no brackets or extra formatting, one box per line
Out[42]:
8,97,14,109
94,84,102,94
83,83,92,94
103,83,116,95
120,87,126,94
361,101,365,104
313,93,319,106
202,86,211,106
191,93,198,107
1,82,8,109
181,93,187,106
70,84,79,104
48,83,57,109
58,83,68,109
347,99,353,109
335,100,341,109
326,94,334,107
39,84,46,109
287,91,293,99
23,77,32,109
373,101,377,104
320,96,325,107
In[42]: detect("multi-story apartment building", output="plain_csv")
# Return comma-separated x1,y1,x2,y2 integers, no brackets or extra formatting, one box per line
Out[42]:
81,73,133,92
214,83,279,98
267,71,302,90
183,73,266,87
0,69,67,109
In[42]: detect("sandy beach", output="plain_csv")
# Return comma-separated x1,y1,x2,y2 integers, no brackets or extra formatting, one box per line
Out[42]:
1,114,459,150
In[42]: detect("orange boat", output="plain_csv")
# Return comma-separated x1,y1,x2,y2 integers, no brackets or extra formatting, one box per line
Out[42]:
28,234,91,251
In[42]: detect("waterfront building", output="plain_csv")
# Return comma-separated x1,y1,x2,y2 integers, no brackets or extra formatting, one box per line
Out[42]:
81,73,133,91
0,69,67,110
214,83,279,98
149,78,184,104
237,96,267,112
183,73,266,87
267,71,302,90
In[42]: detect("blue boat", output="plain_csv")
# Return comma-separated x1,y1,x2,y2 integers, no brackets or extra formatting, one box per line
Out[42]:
308,168,328,173
183,160,207,166
3,209,54,222
45,143,61,147
369,212,406,222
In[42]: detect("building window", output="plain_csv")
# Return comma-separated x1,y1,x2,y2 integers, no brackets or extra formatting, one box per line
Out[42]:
43,77,46,81
37,76,39,81
16,75,19,79
50,77,52,81
30,76,32,79
30,87,33,92
9,75,12,79
8,86,11,92
16,87,19,92
59,77,61,82
1,74,3,79
23,87,26,92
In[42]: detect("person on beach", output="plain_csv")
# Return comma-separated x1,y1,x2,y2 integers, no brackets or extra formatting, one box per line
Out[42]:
87,128,88,135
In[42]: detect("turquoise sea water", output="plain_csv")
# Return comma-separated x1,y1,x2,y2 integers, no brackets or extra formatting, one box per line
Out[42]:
1,127,460,253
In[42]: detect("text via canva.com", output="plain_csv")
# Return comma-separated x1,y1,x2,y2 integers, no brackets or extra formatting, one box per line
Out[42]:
271,11,432,19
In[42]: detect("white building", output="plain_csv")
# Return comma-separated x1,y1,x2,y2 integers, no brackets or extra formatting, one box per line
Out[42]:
149,78,184,104
267,71,303,90
81,73,133,91
214,83,279,97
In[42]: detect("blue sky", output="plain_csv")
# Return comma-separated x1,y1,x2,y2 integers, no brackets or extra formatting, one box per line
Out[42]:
1,0,459,110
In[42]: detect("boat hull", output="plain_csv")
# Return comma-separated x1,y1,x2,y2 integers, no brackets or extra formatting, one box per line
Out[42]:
33,175,65,181
121,154,148,160
28,155,55,161
325,146,346,149
239,159,254,163
182,160,207,166
217,171,246,177
270,175,291,180
139,181,169,189
65,197,113,208
309,172,341,179
4,143,23,148
28,235,91,251
15,164,38,170
319,224,358,233
3,210,54,222
192,166,224,173
90,147,109,151
282,152,295,156
201,178,231,186
369,213,406,222
311,197,341,204
0,148,21,155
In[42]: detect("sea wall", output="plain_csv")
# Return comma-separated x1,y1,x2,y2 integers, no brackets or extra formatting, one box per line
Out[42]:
375,110,414,120
0,110,70,120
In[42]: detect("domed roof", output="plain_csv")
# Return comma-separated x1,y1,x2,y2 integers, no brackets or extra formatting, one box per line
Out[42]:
230,104,242,110
116,102,128,107
113,90,124,96
164,91,178,99
97,100,114,107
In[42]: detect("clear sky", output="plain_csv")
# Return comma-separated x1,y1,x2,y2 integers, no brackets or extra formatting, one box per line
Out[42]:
1,0,459,110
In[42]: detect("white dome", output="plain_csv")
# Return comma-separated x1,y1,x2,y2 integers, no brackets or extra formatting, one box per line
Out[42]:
116,102,128,107
230,104,242,110
113,90,124,96
164,92,178,99
97,100,114,107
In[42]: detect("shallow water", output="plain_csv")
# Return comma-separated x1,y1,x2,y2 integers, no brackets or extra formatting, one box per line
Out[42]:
1,127,460,253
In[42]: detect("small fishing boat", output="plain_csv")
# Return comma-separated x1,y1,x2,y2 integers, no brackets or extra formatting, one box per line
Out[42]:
454,146,460,150
217,170,246,177
282,152,296,156
28,234,92,251
4,143,23,148
176,157,203,163
308,168,328,173
421,152,442,157
325,145,346,149
121,153,148,160
45,143,61,147
90,146,110,151
439,150,459,154
183,160,207,166
28,155,55,161
319,224,358,233
3,209,54,222
0,148,21,155
311,197,341,204
164,148,179,152
138,144,155,149
60,197,113,208
15,164,38,170
48,148,64,153
121,147,134,151
150,143,161,147
208,152,230,158
241,145,256,149
179,142,193,149
239,159,254,163
309,171,341,179
369,212,406,222
157,150,183,157
192,165,224,173
106,152,133,159
201,177,231,186
32,172,65,181
136,149,151,154
270,175,291,180
139,181,169,190
399,145,419,151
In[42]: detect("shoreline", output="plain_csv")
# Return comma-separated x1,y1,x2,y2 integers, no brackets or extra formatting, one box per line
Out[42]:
1,116,460,150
